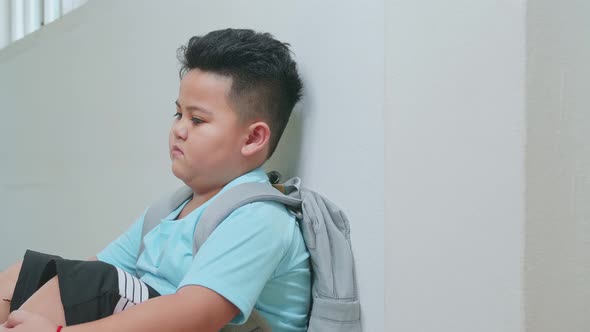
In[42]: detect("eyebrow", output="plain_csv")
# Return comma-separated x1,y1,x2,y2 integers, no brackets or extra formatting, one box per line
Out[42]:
175,100,212,115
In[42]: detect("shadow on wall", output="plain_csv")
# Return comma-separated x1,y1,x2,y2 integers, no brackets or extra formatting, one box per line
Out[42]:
265,104,304,180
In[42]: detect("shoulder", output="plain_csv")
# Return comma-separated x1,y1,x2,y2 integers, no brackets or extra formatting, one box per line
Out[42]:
231,200,293,222
233,200,294,225
217,200,297,249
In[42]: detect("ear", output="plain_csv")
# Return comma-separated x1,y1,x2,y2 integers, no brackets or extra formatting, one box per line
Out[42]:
241,121,271,157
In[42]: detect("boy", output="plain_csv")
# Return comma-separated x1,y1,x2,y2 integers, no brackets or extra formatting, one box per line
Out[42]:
0,28,311,332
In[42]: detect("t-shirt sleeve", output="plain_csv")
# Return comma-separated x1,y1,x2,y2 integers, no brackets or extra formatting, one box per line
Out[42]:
96,212,145,276
177,201,292,324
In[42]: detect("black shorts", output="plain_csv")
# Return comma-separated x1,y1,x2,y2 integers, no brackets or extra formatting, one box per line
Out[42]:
10,250,160,326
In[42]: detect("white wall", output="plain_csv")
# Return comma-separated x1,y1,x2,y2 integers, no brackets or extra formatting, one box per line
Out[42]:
1,0,549,331
0,1,10,49
384,1,526,331
526,1,590,331
0,0,384,330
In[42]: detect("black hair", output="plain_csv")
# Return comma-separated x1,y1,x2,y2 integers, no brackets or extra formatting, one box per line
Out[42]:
177,28,303,158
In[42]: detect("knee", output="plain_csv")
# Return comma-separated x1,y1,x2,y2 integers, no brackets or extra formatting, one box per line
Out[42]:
0,300,9,323
0,275,16,299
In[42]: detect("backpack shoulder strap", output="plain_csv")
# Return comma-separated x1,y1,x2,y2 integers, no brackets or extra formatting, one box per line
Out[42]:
193,179,302,255
139,186,193,259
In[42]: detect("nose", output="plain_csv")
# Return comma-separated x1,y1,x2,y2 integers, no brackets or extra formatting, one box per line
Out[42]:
172,119,188,140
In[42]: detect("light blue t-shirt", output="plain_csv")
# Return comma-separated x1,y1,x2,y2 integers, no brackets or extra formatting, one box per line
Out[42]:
97,168,311,331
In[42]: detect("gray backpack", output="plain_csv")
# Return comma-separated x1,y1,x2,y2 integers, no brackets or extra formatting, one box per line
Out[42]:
138,175,362,332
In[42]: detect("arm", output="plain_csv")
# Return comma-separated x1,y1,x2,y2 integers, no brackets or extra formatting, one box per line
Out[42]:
1,285,237,332
65,285,238,332
177,201,291,324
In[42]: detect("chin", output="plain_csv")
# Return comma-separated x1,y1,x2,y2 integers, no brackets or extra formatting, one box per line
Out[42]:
170,162,186,182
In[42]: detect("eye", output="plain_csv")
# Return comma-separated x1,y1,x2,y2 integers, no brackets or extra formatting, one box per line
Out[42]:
191,117,204,125
173,112,181,120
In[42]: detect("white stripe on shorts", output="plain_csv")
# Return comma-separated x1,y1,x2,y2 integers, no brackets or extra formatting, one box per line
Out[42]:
113,266,149,314
113,297,128,314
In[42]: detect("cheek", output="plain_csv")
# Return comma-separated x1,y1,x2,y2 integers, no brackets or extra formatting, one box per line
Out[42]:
214,129,239,150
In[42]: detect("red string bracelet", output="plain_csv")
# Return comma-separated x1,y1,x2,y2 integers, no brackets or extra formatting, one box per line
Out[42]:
56,326,63,332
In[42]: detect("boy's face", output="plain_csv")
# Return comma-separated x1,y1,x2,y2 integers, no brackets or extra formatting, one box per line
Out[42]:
170,69,247,191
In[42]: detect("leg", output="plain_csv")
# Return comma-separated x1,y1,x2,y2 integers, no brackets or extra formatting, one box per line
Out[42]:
14,259,122,327
18,276,66,326
0,261,23,322
0,299,8,323
5,256,139,327
4,253,97,322
0,280,12,322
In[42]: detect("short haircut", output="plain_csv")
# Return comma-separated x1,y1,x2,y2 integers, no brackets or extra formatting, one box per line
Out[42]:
177,28,303,158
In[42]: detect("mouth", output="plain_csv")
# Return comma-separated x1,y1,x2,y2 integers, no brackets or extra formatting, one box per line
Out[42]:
171,145,184,156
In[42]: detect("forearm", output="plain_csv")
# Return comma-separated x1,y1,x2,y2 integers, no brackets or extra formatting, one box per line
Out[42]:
63,286,237,332
63,295,191,332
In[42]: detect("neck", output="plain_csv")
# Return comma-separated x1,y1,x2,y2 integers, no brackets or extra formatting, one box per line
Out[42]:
188,187,223,210
183,162,265,212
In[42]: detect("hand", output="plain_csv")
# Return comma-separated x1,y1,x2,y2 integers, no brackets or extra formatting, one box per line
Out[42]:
0,310,58,332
